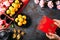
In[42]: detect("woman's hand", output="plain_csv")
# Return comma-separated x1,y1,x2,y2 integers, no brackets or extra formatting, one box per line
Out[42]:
53,19,60,28
46,33,60,40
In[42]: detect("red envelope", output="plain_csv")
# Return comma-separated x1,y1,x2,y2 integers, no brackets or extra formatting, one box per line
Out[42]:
37,16,57,34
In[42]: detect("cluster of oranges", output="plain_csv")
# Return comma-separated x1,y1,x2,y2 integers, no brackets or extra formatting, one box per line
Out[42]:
15,14,27,26
6,0,22,17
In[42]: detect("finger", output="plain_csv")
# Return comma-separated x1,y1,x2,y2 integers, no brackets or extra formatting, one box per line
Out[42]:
54,20,60,28
46,33,53,39
51,33,60,39
53,19,57,21
54,22,60,27
48,33,60,39
48,33,56,39
48,33,54,36
49,33,59,38
53,19,60,23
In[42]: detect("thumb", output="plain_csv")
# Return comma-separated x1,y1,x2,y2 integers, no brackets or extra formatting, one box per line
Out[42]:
49,33,60,40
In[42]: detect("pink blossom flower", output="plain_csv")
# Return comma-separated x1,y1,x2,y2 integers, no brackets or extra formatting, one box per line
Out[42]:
57,5,60,10
0,0,2,2
39,0,45,8
9,0,13,3
3,1,10,7
34,0,39,4
56,1,60,5
0,3,4,8
47,1,54,8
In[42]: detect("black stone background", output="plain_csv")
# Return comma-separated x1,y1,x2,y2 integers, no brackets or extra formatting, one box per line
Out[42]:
21,0,60,40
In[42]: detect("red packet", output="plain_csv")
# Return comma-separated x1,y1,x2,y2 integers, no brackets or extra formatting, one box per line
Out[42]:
37,16,57,34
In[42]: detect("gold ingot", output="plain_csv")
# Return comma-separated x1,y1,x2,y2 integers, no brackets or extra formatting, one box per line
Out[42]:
13,34,16,38
23,20,27,25
11,11,15,15
17,29,21,33
9,6,14,11
6,10,10,14
18,15,22,18
15,18,19,22
18,22,22,26
22,15,26,19
21,32,25,36
17,34,21,40
13,28,16,33
19,18,23,22
13,3,19,8
10,14,13,17
12,3,15,7
17,4,20,8
15,0,19,4
14,8,18,12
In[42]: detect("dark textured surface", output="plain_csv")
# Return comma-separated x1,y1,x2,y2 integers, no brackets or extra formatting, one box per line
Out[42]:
0,0,60,40
21,0,60,40
5,0,60,40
